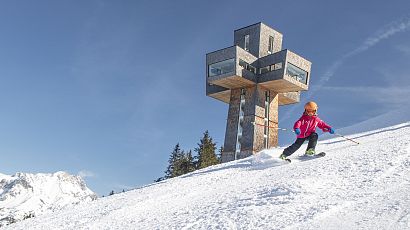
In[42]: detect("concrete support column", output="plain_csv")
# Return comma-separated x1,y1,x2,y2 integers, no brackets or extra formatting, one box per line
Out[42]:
221,88,241,163
221,85,279,163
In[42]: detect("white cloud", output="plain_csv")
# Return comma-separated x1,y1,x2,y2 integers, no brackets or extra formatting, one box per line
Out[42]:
348,16,410,57
375,64,410,87
395,44,410,55
78,170,96,179
281,14,410,122
318,14,410,91
321,85,410,109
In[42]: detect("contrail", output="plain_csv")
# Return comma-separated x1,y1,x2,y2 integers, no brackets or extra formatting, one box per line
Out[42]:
280,14,410,122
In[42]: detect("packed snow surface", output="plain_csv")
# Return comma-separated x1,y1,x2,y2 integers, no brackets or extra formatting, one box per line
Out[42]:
4,121,410,229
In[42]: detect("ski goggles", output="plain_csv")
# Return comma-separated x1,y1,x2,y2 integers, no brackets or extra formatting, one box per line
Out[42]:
305,109,317,113
305,109,317,116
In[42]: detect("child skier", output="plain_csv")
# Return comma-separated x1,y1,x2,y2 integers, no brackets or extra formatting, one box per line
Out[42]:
280,101,335,160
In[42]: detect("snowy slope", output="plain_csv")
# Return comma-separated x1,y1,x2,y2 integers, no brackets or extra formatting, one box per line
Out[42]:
4,122,410,229
0,171,97,227
332,106,410,136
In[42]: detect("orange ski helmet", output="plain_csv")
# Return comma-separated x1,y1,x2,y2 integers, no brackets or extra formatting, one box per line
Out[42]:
304,101,318,112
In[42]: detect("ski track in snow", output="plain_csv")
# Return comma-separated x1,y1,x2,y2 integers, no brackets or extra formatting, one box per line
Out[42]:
4,122,410,230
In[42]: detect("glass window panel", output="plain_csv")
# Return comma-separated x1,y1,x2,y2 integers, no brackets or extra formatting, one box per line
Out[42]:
208,58,235,77
268,36,274,53
260,66,270,74
264,120,268,131
274,62,282,70
247,64,256,74
286,63,308,84
244,35,250,51
239,59,247,68
239,59,256,74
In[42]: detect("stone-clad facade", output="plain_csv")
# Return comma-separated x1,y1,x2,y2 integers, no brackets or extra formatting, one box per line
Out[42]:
206,22,312,162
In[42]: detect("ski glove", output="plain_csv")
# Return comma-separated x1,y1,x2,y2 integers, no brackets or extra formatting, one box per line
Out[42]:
329,127,335,134
294,128,301,135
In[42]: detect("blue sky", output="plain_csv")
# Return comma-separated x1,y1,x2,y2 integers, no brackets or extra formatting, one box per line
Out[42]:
0,0,409,195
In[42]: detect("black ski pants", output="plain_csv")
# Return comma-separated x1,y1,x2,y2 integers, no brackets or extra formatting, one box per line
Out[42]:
283,132,318,157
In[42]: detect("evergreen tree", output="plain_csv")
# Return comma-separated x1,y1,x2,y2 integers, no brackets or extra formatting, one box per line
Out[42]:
185,150,196,173
171,150,185,177
195,130,219,169
176,150,195,176
171,149,195,177
164,143,182,179
218,146,224,163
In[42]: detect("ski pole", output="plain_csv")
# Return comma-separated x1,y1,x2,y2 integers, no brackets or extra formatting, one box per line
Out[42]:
333,133,360,145
251,122,294,132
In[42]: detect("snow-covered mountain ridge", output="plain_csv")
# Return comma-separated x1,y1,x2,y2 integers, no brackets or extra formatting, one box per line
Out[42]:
0,171,97,227
4,120,410,229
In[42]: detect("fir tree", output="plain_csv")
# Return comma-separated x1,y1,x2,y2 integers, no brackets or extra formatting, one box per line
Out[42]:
164,143,182,179
185,150,196,173
176,150,195,176
171,150,185,177
218,146,224,163
195,130,219,169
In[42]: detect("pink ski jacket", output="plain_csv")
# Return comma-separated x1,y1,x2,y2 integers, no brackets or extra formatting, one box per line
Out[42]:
293,114,332,138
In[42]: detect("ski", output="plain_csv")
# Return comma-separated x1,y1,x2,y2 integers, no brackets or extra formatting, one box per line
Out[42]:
305,152,326,157
282,152,325,163
316,152,326,157
298,152,326,161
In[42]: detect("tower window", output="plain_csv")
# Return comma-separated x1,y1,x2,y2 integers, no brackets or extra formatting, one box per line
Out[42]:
239,59,256,74
286,62,308,84
208,58,235,77
259,66,270,74
264,91,270,148
268,36,274,54
244,34,250,51
235,88,246,158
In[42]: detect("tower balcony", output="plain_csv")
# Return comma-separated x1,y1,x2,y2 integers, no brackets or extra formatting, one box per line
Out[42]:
206,84,231,103
206,47,310,105
206,46,258,89
279,91,300,105
258,49,311,93
207,85,300,105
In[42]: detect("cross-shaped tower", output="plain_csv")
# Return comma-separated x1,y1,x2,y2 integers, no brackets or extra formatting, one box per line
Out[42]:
206,22,312,163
